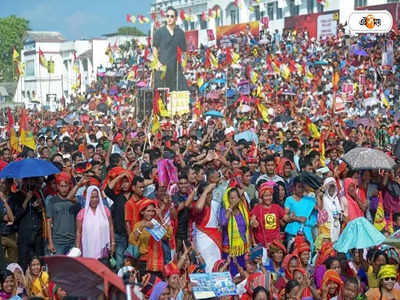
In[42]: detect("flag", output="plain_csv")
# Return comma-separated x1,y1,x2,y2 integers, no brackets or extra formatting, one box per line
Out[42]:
306,117,320,139
19,109,36,150
232,51,240,64
205,48,211,68
215,7,221,18
180,9,185,21
152,91,161,135
197,75,204,88
72,73,81,91
332,71,340,90
193,98,202,118
374,192,386,232
39,49,48,68
152,11,156,21
126,14,132,22
306,66,313,80
181,53,188,70
160,9,165,18
251,71,258,84
176,46,182,64
201,11,206,21
16,61,24,77
153,90,168,117
319,133,325,166
12,48,19,63
386,210,394,234
7,108,20,153
210,52,218,68
256,99,269,123
281,64,290,80
225,48,232,65
381,93,389,108
317,0,328,6
105,43,113,64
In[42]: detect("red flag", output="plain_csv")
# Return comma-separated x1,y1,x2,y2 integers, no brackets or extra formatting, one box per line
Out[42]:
176,46,182,64
201,11,206,21
208,8,213,17
289,60,296,73
153,91,160,115
126,14,131,23
144,48,149,61
180,9,185,21
152,11,156,21
160,9,165,18
205,48,211,68
225,48,232,65
234,0,239,6
7,108,14,134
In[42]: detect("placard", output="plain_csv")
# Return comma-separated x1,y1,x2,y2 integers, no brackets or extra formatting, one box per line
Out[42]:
167,91,190,116
317,13,337,40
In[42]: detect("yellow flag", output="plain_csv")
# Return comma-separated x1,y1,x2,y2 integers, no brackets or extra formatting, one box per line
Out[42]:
197,76,204,88
10,128,20,153
210,52,218,68
272,62,280,73
152,113,160,135
306,67,313,80
296,63,303,74
281,64,290,80
232,52,240,64
158,97,169,117
251,72,258,84
12,48,19,62
308,123,320,139
182,53,188,69
374,195,386,232
256,102,269,123
127,70,135,81
381,94,389,108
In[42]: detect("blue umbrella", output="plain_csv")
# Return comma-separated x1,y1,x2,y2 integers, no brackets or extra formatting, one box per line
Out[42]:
204,110,224,118
0,158,60,179
226,89,236,98
234,130,259,144
334,217,385,253
314,60,328,65
353,49,368,56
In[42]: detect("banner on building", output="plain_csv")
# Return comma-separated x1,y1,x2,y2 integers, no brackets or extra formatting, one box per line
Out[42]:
185,30,198,52
317,13,337,40
284,10,339,39
167,91,190,116
216,21,259,41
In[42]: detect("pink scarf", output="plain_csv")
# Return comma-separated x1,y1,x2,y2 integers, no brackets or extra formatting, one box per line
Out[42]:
82,186,110,258
343,178,364,221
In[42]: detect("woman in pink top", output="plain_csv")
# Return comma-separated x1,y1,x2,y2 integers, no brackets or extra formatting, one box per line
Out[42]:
341,178,367,223
75,186,115,258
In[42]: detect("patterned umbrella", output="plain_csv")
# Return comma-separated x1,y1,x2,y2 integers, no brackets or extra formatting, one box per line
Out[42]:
342,147,396,170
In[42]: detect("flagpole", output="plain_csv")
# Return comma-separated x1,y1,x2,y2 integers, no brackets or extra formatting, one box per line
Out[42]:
38,51,43,109
176,60,179,91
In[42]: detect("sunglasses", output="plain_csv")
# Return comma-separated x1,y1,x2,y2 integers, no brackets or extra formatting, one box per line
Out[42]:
383,277,396,282
166,14,175,18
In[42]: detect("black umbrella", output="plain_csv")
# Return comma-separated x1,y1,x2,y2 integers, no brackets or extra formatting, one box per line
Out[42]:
297,171,323,190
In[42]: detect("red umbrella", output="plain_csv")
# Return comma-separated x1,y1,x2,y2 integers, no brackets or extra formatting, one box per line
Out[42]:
43,256,137,299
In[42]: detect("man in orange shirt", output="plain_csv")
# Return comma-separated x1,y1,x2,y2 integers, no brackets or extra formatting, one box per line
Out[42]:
125,176,145,234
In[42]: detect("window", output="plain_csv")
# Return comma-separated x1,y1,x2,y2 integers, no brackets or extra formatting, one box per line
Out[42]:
354,0,367,8
190,21,195,30
254,5,261,20
275,1,283,19
25,60,34,76
215,16,222,26
289,0,300,16
307,0,314,14
230,9,238,24
267,3,274,20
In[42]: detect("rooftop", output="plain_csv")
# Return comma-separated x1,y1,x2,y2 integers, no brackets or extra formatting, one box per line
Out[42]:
24,31,66,43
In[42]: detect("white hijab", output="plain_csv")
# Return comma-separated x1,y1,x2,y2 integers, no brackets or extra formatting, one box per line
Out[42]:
82,185,110,259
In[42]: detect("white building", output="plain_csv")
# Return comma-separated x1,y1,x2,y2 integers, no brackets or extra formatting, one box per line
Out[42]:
151,0,397,45
15,31,146,111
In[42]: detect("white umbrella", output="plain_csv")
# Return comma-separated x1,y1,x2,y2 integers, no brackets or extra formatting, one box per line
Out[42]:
364,97,380,107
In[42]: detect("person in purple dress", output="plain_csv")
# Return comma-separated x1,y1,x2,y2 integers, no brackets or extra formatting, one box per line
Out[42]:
219,187,250,276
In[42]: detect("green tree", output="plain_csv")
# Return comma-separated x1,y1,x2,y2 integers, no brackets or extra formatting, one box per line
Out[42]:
117,26,145,36
0,15,29,82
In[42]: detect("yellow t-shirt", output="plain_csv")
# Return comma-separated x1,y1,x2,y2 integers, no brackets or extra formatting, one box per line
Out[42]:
31,271,49,300
367,266,379,289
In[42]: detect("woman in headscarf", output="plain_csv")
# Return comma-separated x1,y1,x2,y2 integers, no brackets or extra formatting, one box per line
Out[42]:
0,270,17,300
274,253,301,293
219,187,250,276
6,263,26,297
129,199,173,277
75,186,115,259
320,269,344,300
313,241,337,289
321,177,343,243
340,178,367,223
264,241,286,280
366,264,400,300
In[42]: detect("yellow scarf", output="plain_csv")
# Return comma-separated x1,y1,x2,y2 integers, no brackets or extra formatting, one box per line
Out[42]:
223,188,250,257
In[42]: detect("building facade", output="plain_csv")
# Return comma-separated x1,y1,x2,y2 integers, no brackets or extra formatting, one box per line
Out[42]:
15,31,146,110
151,0,397,45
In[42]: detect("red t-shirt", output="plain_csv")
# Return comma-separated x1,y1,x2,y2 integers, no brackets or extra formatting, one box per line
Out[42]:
251,204,285,246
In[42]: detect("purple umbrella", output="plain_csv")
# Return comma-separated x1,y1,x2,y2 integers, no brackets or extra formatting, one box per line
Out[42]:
354,118,377,128
353,49,368,57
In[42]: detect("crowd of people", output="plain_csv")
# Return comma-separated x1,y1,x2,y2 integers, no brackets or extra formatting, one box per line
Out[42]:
0,7,399,300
